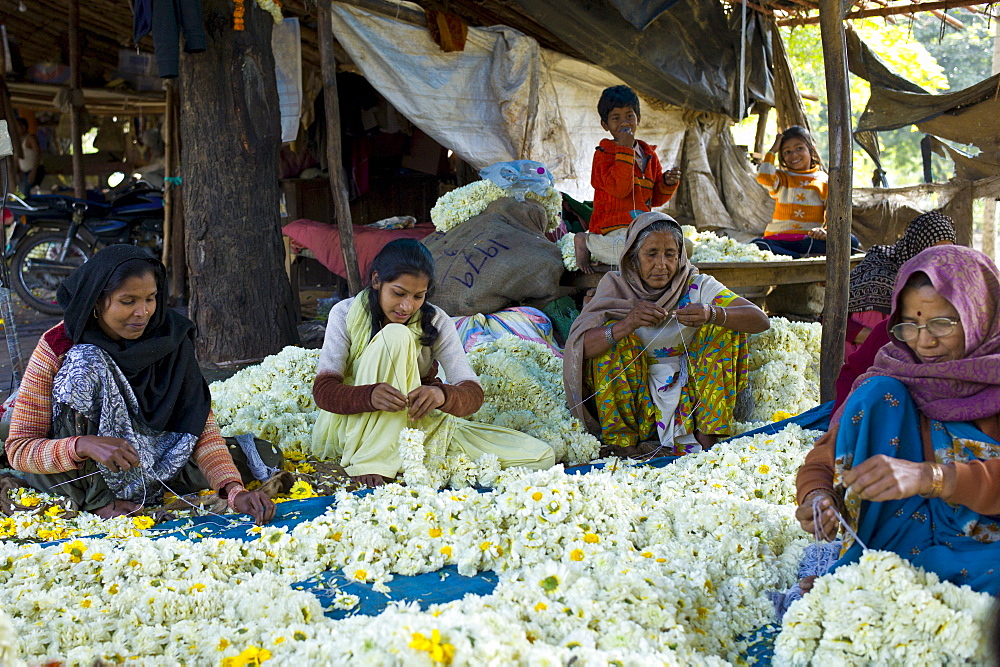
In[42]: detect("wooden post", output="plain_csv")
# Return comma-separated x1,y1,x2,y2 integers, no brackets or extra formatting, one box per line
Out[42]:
162,80,174,269
950,180,973,247
818,0,852,402
318,1,362,295
982,21,1000,260
68,0,85,199
753,103,771,156
167,81,186,302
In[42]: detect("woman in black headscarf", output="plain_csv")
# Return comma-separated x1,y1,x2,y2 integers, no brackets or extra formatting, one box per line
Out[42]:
5,245,275,524
845,211,955,356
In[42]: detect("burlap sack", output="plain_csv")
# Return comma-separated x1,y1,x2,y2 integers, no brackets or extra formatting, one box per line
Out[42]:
423,197,571,316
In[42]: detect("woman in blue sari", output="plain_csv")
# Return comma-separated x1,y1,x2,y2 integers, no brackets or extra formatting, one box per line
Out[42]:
796,245,1000,594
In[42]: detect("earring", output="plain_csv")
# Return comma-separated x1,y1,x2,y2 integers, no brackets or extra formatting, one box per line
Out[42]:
93,308,99,319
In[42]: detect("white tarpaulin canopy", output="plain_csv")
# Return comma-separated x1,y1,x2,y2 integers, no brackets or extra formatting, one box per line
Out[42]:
328,2,772,236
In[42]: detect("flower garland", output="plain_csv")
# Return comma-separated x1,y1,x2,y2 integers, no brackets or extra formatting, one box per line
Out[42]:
210,346,321,456
775,550,993,664
234,0,283,30
466,335,599,465
682,225,784,263
430,180,562,233
746,318,821,421
556,232,578,271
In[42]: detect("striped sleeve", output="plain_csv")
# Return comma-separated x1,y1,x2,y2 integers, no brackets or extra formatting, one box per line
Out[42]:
190,411,245,502
755,152,788,195
5,337,84,474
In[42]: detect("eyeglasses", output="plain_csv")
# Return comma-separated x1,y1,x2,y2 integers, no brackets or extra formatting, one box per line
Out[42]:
891,317,960,342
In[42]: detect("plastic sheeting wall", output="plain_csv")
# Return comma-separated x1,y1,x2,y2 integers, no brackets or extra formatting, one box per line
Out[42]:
328,2,771,236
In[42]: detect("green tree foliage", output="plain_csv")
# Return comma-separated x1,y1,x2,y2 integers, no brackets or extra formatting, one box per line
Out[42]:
734,13,993,187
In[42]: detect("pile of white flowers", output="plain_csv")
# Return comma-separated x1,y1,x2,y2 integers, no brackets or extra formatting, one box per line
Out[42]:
210,346,321,455
775,550,994,664
466,335,599,465
556,232,578,271
0,427,815,664
430,180,562,233
1,487,156,542
747,318,822,421
1,424,988,663
682,225,784,263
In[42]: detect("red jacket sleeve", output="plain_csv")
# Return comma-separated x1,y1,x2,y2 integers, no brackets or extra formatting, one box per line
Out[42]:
592,143,637,200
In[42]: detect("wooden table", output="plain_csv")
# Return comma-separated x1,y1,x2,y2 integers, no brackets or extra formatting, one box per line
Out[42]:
573,255,865,289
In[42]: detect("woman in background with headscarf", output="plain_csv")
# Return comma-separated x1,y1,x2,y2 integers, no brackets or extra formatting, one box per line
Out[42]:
845,211,955,356
797,245,1000,594
563,213,769,459
5,245,274,524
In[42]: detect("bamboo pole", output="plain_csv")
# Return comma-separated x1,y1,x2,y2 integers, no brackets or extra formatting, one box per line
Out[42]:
780,0,984,26
168,82,185,303
982,20,999,260
318,1,362,295
161,80,174,270
818,0,852,402
68,0,85,199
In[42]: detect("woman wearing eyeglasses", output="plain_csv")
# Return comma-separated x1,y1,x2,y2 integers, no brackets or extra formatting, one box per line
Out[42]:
794,245,1000,594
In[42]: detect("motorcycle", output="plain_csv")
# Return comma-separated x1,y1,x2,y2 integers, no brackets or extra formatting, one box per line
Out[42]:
3,183,164,314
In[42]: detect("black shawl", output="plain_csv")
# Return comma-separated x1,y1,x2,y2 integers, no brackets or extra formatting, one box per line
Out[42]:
56,244,211,436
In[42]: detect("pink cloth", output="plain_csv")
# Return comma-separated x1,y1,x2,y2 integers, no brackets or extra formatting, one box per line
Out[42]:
835,317,889,413
851,245,1000,422
845,309,887,357
283,219,435,284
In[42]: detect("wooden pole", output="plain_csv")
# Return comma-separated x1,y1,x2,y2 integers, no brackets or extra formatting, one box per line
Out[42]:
982,21,999,260
162,80,174,270
780,0,984,26
818,0,852,402
318,1,362,294
753,104,771,156
68,0,85,199
168,82,185,303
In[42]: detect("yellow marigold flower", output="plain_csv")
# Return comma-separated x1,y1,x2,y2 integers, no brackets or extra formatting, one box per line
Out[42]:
217,638,231,651
189,583,206,593
641,551,653,558
296,462,316,474
583,533,599,544
222,646,272,666
81,598,92,608
428,528,442,538
288,480,316,500
440,546,453,557
91,553,105,562
409,629,455,665
353,569,368,581
569,549,584,561
44,505,63,517
534,602,547,612
132,516,155,530
18,496,41,508
772,410,794,422
63,540,87,563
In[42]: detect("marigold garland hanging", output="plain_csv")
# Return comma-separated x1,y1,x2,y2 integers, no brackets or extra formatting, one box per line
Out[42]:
233,0,246,31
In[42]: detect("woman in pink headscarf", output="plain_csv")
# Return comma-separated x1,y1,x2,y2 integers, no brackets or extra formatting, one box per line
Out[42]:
796,245,1000,594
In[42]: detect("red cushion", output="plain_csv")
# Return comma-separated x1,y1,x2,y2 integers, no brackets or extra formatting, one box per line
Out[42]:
282,219,435,283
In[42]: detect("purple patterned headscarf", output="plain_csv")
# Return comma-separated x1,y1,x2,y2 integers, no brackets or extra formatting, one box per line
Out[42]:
858,245,1000,421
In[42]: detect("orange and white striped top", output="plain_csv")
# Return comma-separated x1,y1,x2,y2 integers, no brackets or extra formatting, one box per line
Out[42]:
756,152,828,238
5,324,244,505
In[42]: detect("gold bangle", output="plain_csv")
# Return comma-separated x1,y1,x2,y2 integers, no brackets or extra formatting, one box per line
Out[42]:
924,462,944,498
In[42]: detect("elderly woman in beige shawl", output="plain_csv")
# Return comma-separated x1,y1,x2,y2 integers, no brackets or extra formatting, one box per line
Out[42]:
563,213,770,458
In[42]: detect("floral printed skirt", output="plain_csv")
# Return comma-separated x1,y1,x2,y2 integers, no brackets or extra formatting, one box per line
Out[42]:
587,321,748,453
833,375,1000,594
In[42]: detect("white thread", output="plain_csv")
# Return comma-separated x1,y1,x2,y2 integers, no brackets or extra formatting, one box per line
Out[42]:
811,492,868,550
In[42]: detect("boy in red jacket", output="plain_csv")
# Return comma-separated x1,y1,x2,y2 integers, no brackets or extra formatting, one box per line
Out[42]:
574,85,681,272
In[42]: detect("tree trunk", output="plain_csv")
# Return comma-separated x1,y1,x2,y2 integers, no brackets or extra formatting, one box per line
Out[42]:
179,0,299,363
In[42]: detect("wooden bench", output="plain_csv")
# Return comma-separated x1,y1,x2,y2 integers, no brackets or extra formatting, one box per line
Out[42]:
573,255,865,290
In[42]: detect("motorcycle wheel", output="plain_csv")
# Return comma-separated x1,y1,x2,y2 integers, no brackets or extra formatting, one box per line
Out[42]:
11,232,93,315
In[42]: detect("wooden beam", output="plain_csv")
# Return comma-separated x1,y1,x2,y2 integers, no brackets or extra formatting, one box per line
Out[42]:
753,104,771,155
930,8,964,28
778,0,987,26
318,1,362,295
729,0,775,16
818,0,853,403
167,81,186,303
68,0,85,199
